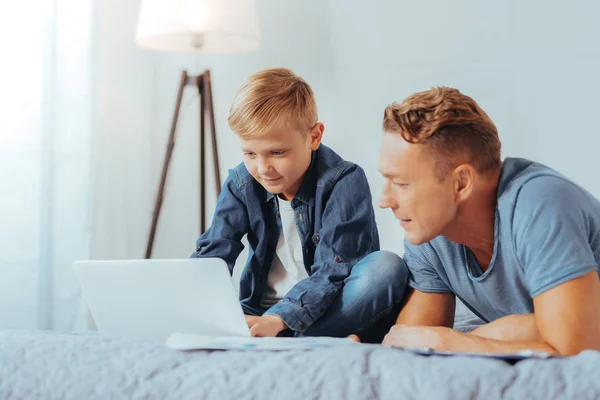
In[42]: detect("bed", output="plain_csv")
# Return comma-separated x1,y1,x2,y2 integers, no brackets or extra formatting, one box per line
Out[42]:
1,329,599,399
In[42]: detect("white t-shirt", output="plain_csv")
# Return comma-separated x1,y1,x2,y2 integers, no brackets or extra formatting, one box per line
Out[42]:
260,197,309,308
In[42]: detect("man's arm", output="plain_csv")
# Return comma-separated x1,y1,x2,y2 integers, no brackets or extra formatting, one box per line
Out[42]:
397,238,458,327
470,314,541,342
384,270,600,355
533,270,600,355
396,288,455,327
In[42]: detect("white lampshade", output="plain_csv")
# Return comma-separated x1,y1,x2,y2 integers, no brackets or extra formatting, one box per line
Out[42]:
135,0,260,54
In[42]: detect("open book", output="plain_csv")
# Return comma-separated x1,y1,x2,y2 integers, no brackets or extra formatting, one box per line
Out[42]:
166,333,560,362
398,347,558,361
165,333,358,350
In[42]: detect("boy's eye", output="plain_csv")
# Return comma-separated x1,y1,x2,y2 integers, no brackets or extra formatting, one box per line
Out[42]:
392,181,408,188
271,151,286,156
244,152,256,157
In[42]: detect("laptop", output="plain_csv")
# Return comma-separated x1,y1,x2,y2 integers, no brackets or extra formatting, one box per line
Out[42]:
73,258,250,342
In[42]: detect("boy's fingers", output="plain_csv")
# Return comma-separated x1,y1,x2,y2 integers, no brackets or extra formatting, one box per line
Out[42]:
348,334,361,343
249,324,262,337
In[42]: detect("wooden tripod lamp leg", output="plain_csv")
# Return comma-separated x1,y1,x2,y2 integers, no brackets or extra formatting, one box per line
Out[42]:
145,70,188,259
145,69,221,258
203,70,222,198
199,74,206,234
198,70,221,234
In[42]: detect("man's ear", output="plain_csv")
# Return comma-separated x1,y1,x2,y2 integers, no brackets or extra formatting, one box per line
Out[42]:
310,122,325,150
453,164,475,202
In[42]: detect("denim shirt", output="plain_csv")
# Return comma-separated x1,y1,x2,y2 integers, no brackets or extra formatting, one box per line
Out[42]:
191,144,379,332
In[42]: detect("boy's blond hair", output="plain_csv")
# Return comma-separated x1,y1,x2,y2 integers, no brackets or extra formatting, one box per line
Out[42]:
228,68,318,138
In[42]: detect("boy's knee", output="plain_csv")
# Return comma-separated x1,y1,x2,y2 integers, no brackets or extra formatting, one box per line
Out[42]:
353,250,409,287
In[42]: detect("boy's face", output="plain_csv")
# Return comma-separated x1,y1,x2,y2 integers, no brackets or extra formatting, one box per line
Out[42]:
239,123,324,200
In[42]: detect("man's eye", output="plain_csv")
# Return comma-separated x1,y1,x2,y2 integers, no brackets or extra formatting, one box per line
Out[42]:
244,152,255,157
272,151,285,156
393,182,408,188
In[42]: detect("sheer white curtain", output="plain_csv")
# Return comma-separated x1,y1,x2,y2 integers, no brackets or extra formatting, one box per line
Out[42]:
0,0,93,331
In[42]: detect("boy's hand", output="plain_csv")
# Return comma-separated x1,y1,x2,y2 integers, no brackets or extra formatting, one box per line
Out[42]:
348,334,361,343
245,315,287,337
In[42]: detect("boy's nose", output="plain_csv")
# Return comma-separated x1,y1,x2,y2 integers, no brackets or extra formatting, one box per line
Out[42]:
257,162,271,175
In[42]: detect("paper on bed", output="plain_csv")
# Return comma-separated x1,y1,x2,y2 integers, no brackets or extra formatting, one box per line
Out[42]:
165,332,358,350
399,347,558,361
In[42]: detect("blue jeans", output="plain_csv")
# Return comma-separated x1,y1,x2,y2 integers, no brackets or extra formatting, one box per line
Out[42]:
245,251,409,343
299,250,408,343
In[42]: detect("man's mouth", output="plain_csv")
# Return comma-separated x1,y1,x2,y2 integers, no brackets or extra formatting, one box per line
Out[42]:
399,218,411,227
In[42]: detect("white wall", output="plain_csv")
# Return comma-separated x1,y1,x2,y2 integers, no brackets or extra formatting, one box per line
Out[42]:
323,0,600,255
0,0,93,330
91,0,600,267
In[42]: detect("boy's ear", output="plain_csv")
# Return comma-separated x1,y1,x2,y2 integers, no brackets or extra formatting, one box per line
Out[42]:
310,122,325,150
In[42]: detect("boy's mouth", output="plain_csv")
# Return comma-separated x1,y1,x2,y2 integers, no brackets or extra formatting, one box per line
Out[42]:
262,177,282,184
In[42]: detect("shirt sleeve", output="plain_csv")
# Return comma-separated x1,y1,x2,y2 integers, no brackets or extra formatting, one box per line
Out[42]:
190,171,249,274
404,239,454,294
513,176,599,297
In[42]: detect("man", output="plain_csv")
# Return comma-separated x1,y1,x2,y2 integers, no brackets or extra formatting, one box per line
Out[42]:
378,87,600,355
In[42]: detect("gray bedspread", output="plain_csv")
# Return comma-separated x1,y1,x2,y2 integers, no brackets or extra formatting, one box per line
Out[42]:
1,330,599,399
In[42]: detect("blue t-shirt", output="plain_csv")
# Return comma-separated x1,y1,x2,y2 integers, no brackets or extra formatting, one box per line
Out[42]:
405,157,600,323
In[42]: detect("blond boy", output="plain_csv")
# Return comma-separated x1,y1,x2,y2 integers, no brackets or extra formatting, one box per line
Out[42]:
192,68,408,341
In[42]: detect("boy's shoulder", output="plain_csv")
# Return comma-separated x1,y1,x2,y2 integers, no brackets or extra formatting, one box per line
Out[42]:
313,144,358,191
229,161,254,188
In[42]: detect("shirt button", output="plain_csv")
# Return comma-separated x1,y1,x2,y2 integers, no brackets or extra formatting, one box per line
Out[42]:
315,235,320,243
333,256,342,263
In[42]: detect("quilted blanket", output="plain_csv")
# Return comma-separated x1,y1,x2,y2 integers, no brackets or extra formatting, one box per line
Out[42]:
1,330,599,399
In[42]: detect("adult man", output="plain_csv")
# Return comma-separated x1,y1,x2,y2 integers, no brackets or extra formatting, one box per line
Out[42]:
378,87,600,355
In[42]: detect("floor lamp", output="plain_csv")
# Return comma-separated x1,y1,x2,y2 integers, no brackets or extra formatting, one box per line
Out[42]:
145,70,220,259
135,0,260,258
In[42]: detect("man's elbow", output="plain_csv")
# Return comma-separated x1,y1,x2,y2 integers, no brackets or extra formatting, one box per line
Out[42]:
551,339,600,356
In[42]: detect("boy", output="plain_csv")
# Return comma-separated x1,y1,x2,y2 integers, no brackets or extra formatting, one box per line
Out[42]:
192,68,407,341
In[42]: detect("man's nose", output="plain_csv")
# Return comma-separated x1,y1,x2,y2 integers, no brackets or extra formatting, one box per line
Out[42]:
378,181,394,209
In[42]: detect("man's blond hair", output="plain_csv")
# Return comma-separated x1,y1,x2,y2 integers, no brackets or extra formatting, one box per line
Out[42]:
228,68,318,138
383,87,501,180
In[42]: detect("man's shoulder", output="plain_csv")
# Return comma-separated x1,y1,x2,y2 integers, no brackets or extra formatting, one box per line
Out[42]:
498,157,579,199
314,144,362,191
499,157,598,215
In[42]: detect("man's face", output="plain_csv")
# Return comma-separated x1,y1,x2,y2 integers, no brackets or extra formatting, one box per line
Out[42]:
239,124,323,200
378,133,458,245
